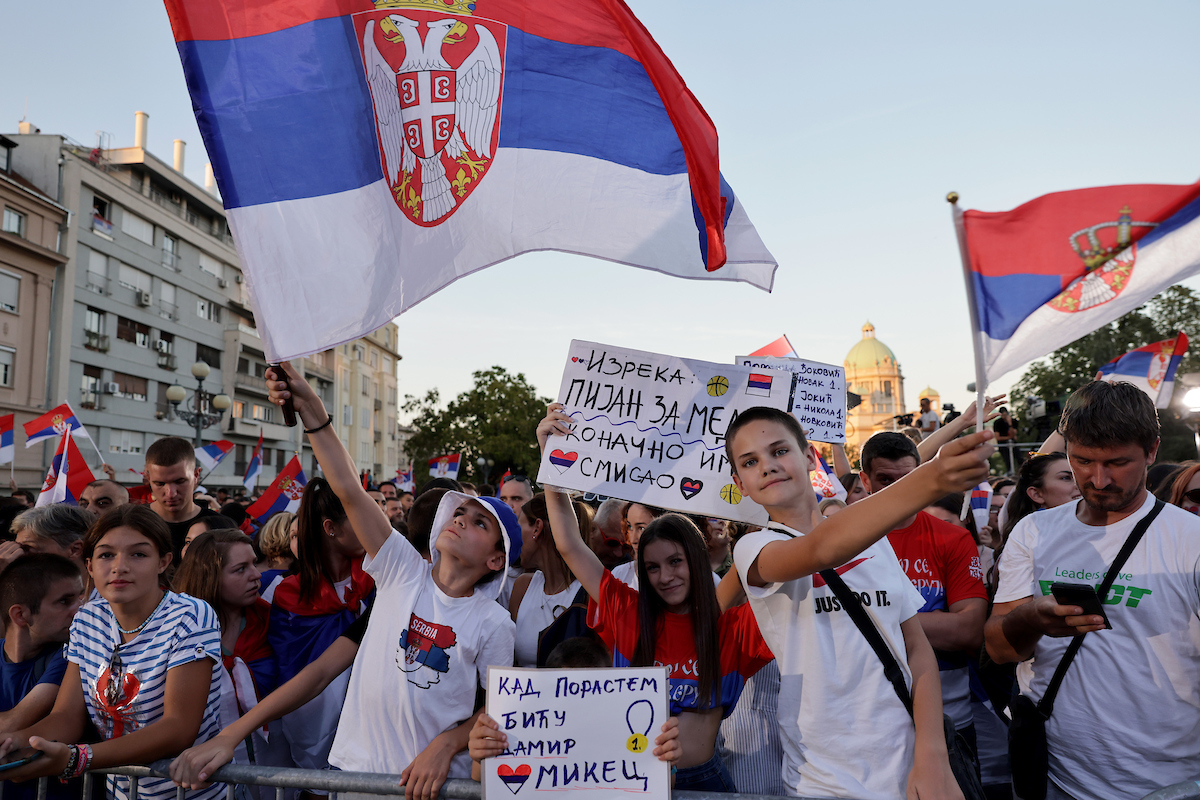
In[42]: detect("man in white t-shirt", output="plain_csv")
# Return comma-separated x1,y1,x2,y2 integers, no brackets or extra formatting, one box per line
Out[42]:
917,397,941,440
986,380,1200,800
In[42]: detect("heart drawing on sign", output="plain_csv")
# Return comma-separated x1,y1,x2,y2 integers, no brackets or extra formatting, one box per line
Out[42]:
497,764,532,794
571,357,581,363
680,478,703,500
549,449,579,473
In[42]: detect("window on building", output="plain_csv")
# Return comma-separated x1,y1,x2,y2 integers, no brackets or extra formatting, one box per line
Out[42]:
237,357,249,374
83,247,107,293
361,376,369,395
156,383,172,416
354,345,364,361
109,429,146,454
157,331,174,354
197,299,221,322
93,196,110,220
341,368,349,388
81,365,102,409
118,264,151,294
318,379,333,404
0,347,12,387
198,252,222,277
360,406,370,427
84,307,105,335
369,349,378,368
884,381,893,397
196,343,221,369
343,404,353,426
254,362,267,378
0,145,8,173
387,386,397,405
2,208,25,238
0,271,18,313
112,372,147,401
159,282,177,319
360,442,370,462
251,403,274,423
120,211,154,245
232,400,245,419
116,317,151,347
162,234,179,270
275,449,286,470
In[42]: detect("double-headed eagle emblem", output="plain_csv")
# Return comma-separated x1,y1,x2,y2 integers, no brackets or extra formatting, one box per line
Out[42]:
362,12,503,224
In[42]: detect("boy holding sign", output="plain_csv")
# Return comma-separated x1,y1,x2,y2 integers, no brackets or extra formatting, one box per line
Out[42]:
726,407,992,800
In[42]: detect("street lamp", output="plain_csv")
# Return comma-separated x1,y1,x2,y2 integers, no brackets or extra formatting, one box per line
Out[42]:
476,456,495,484
167,361,232,446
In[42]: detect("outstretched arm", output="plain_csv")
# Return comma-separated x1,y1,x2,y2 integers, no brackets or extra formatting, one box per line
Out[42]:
917,394,1003,463
266,363,393,558
536,406,604,600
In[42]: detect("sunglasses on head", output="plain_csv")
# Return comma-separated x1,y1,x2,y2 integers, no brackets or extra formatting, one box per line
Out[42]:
503,475,532,485
1183,489,1200,505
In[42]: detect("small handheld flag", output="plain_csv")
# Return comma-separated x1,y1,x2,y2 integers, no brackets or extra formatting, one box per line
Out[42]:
196,440,235,471
35,433,94,507
243,430,264,493
428,454,461,480
247,455,308,524
0,414,13,466
24,403,89,449
968,482,993,532
809,445,847,502
396,467,414,494
749,335,797,359
1096,332,1189,409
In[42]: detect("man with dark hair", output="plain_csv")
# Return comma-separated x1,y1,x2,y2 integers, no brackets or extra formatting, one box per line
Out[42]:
9,489,34,508
859,431,987,756
378,480,397,500
916,397,940,440
398,490,415,517
145,435,217,557
498,475,534,517
993,407,1018,473
79,479,129,512
986,380,1200,800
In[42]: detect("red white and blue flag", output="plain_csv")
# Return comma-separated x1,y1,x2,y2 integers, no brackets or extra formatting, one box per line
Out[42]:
163,0,777,362
808,445,846,502
750,335,797,359
243,429,264,493
35,433,94,507
247,455,307,524
196,439,236,471
24,403,89,449
396,467,414,493
1096,332,1189,409
428,453,460,479
955,181,1200,384
746,373,774,397
0,414,13,465
968,482,992,533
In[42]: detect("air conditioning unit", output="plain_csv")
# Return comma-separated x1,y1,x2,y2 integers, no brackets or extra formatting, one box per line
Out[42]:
154,339,170,354
158,353,178,370
136,290,152,307
103,382,121,394
217,278,229,289
235,274,243,284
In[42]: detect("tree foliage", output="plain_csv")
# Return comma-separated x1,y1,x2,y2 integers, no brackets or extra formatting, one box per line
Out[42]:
1010,286,1200,461
402,367,553,484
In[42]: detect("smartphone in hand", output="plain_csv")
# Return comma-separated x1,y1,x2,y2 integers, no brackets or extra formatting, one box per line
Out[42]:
1050,582,1112,630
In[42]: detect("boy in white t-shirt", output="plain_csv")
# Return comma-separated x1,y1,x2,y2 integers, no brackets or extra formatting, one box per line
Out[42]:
264,364,516,800
727,407,993,800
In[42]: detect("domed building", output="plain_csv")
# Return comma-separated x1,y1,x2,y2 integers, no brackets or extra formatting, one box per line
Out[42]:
844,322,906,453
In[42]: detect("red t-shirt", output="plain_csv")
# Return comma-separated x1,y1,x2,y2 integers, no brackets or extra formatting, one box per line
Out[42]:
588,571,773,717
886,511,986,613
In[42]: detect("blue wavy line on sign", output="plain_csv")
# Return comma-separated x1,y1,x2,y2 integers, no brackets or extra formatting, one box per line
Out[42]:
568,412,723,452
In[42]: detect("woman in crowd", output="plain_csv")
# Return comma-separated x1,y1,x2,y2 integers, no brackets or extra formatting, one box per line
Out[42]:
703,517,734,576
838,472,868,504
611,502,665,587
182,515,238,559
508,494,585,667
1169,463,1200,514
0,505,224,800
268,478,372,775
255,511,296,599
532,405,773,792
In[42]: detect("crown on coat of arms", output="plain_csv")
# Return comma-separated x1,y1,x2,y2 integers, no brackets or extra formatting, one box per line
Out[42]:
1069,206,1158,270
373,0,476,13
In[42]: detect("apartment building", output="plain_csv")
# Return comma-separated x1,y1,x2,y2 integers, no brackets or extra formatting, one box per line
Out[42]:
333,324,401,481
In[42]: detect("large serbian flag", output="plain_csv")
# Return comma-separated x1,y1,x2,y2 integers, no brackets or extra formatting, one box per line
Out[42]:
955,181,1200,384
24,403,89,449
35,434,94,507
1096,332,1189,409
246,455,307,524
163,0,777,362
750,335,797,359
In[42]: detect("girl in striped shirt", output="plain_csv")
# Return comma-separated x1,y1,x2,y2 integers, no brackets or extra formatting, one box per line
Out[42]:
0,504,225,800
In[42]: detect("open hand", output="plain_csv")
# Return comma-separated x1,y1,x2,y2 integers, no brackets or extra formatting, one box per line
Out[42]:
169,735,236,788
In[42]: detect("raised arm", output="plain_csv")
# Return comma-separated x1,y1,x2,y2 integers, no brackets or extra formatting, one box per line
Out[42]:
831,444,852,479
266,363,393,558
536,406,604,600
916,394,1004,463
747,431,993,586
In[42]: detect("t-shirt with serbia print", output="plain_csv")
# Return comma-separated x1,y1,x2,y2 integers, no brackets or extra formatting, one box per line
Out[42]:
68,592,223,800
588,570,773,717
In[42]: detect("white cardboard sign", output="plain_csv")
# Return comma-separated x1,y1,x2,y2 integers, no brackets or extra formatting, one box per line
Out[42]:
483,666,670,800
536,340,796,524
734,355,847,444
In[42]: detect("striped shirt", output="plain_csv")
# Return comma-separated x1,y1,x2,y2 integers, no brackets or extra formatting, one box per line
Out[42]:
68,592,223,800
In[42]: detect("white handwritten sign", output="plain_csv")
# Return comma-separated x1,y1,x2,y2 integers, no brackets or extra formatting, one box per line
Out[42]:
734,355,847,444
536,340,796,524
483,666,670,800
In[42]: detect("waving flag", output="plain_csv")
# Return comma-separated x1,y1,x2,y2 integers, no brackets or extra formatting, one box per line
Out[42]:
750,335,797,359
0,414,13,465
428,453,460,479
968,482,992,533
243,430,264,493
24,403,89,449
196,440,235,471
247,455,308,524
1096,332,1189,409
35,434,94,507
953,181,1200,385
396,467,414,493
808,444,846,502
163,0,777,362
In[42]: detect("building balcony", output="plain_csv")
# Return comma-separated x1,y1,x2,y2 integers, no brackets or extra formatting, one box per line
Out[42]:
234,373,269,396
228,417,297,444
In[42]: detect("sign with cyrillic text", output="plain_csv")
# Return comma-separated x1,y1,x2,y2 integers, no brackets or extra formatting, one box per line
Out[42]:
483,666,670,800
536,340,796,524
735,355,846,444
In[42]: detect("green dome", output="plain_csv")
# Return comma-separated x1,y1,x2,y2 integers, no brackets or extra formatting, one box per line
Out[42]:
845,321,898,370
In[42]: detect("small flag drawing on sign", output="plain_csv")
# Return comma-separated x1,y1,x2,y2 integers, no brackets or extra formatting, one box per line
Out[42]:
746,373,773,397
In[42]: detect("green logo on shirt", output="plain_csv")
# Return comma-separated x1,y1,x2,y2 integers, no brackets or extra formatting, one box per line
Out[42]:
1038,580,1153,608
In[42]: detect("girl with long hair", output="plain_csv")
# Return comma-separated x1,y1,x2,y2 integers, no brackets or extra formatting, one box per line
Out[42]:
1169,463,1200,514
0,505,224,800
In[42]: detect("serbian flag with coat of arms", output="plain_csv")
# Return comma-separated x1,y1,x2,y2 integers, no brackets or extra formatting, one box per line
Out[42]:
163,0,777,362
428,453,460,479
196,440,235,471
35,434,94,507
396,467,414,493
954,180,1200,385
24,403,89,449
0,414,13,465
247,455,308,524
1096,332,1189,409
808,444,846,502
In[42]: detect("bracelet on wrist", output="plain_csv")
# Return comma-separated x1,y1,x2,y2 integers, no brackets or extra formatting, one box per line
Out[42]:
304,413,334,435
58,745,79,782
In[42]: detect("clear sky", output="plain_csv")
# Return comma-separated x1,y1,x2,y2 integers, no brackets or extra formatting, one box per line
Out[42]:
5,1,1200,423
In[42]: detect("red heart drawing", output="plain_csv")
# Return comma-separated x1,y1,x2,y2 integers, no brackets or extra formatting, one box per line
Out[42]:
549,449,579,474
497,764,532,794
571,357,580,362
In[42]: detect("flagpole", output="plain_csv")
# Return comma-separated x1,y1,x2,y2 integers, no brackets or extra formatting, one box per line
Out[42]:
84,435,106,471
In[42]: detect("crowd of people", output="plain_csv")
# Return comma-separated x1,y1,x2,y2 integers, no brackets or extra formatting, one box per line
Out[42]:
0,370,1195,800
